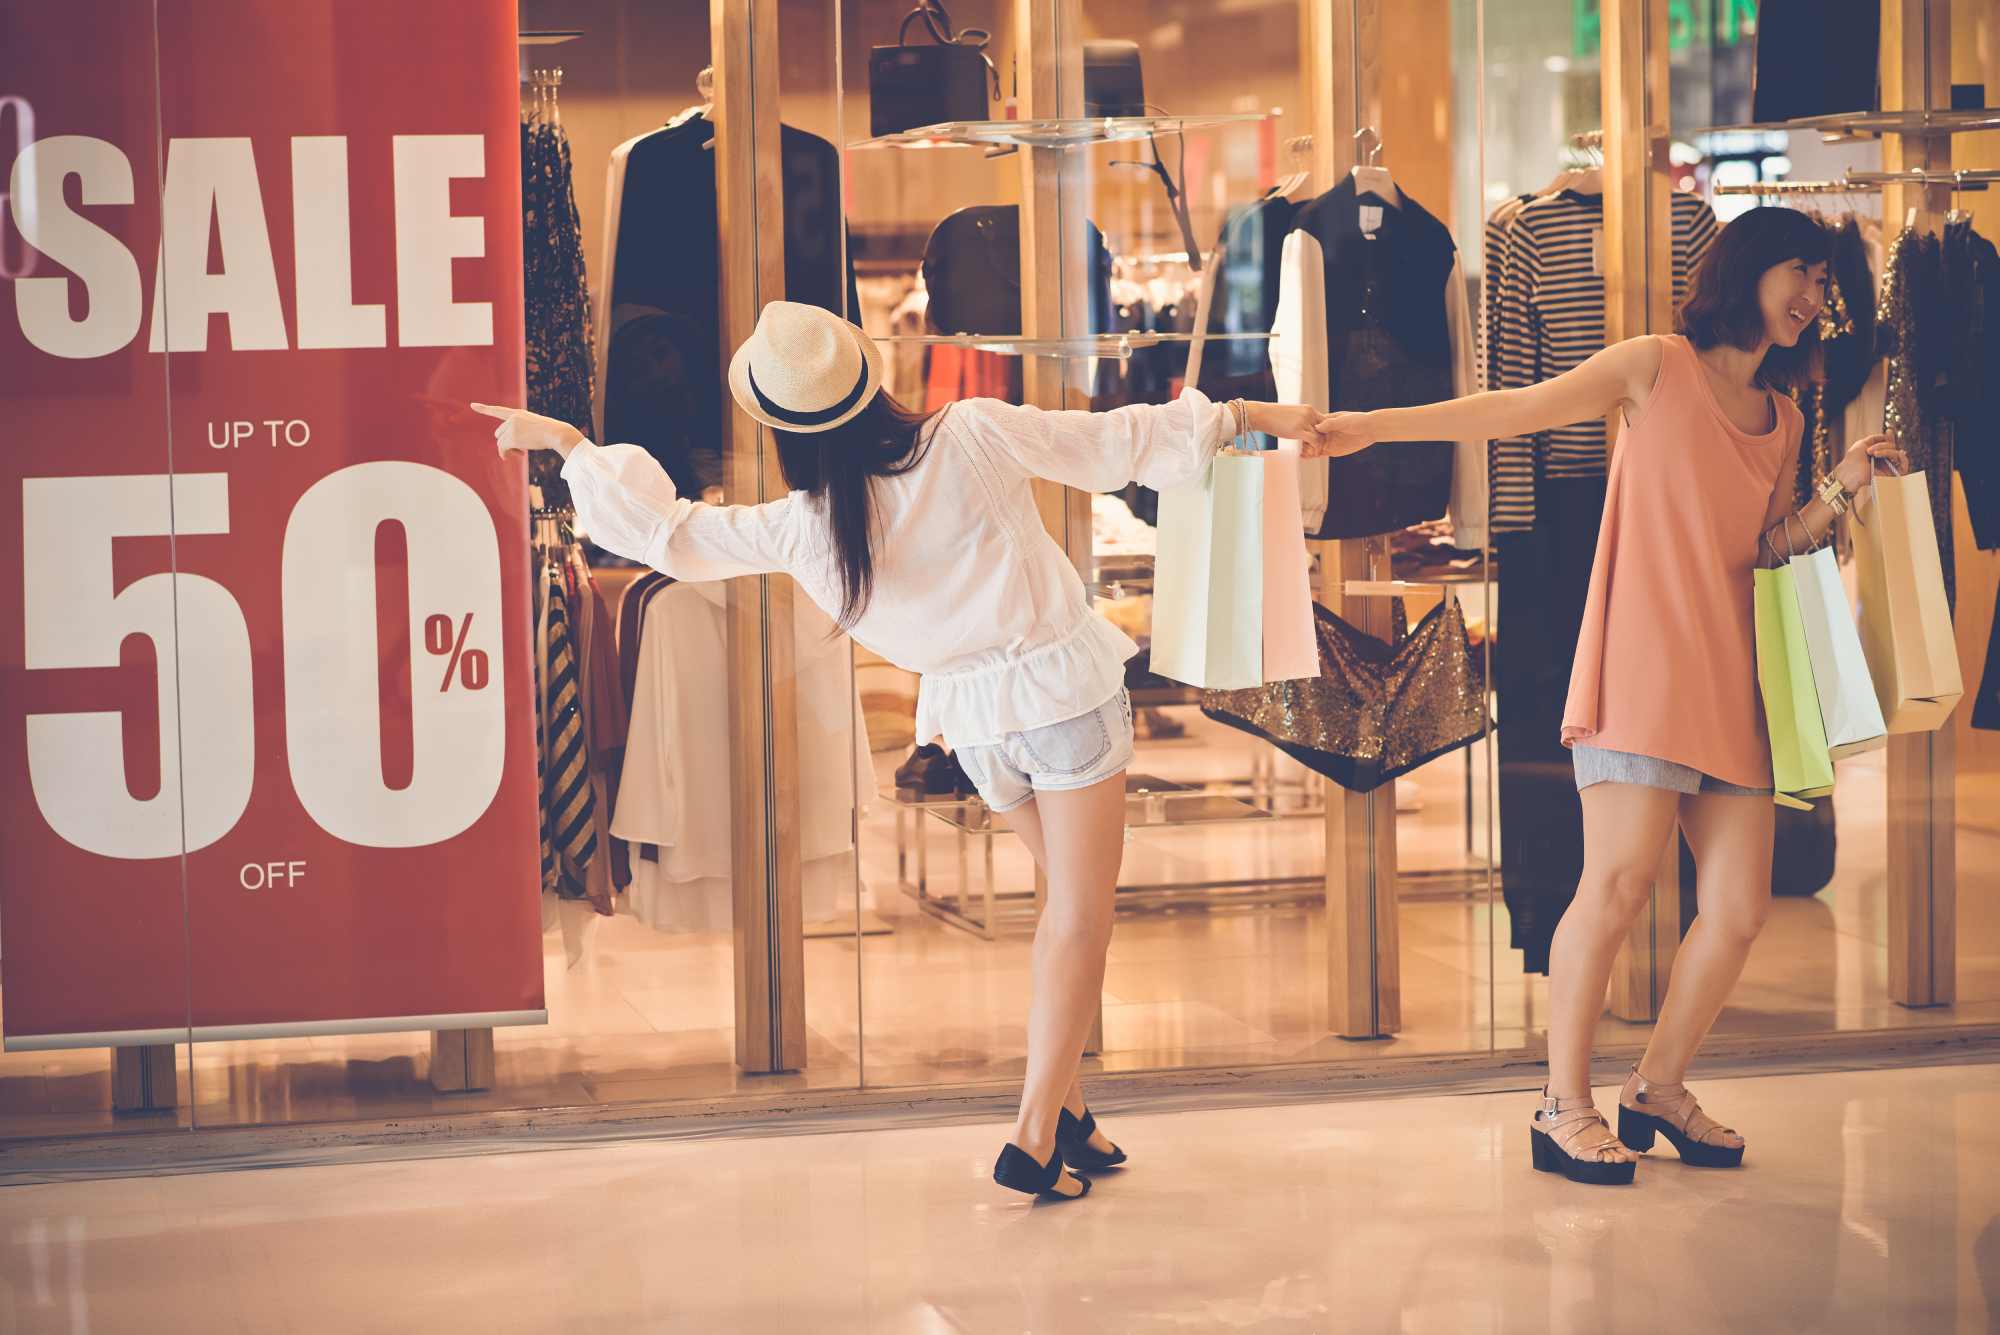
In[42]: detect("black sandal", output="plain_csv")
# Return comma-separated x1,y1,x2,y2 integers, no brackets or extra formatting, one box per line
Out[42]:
1056,1106,1127,1172
1617,1068,1746,1168
993,1143,1090,1201
1529,1089,1637,1186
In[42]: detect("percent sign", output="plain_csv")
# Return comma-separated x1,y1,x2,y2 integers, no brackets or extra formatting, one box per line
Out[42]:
424,612,491,692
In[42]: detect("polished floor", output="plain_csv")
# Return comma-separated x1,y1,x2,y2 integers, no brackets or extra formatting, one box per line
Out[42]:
2,1062,1995,1332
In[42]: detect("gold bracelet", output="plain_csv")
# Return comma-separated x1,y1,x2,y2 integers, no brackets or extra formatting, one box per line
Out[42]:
1817,473,1850,517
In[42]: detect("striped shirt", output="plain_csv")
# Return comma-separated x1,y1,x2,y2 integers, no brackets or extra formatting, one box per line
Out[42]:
1485,191,1721,532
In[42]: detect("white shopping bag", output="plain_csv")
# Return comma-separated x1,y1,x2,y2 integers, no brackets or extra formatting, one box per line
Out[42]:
1788,544,1887,759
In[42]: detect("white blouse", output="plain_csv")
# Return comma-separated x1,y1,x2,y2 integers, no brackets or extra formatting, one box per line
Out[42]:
561,388,1232,747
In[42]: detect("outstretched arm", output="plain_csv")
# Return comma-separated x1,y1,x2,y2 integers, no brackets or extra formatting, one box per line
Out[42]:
471,403,797,581
962,389,1338,494
1303,335,1668,457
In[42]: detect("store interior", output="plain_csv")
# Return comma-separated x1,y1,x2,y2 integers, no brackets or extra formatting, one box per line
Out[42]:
2,0,1998,1140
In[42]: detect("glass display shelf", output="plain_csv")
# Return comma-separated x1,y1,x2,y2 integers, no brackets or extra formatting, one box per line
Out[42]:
877,332,1270,361
852,112,1270,152
888,774,1275,938
1691,109,2000,139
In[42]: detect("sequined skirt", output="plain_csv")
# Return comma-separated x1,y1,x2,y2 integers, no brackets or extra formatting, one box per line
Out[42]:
1201,594,1486,794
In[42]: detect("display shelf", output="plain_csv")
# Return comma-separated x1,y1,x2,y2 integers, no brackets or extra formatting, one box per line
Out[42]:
892,774,1280,939
519,30,583,46
851,112,1269,152
877,332,1270,361
1690,109,2000,138
883,772,1201,816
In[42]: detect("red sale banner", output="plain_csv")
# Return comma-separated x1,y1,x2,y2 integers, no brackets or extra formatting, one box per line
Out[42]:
0,0,544,1046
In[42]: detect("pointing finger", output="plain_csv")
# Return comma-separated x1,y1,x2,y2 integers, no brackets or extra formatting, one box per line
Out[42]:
469,402,517,420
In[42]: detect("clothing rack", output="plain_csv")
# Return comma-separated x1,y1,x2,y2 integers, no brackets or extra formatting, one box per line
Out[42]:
1712,179,1884,197
1842,166,1997,190
1344,579,1455,601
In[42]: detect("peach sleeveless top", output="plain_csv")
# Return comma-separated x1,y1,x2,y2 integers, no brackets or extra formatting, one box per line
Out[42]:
1561,335,1801,789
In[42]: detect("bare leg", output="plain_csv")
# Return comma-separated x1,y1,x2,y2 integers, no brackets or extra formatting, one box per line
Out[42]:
1002,798,1115,1151
1623,791,1773,1153
1539,783,1680,1165
1008,772,1127,1166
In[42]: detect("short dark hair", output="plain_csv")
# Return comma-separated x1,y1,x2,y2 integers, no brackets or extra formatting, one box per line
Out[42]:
1676,206,1832,391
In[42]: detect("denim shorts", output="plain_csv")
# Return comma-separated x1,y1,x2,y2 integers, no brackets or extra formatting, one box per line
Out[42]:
1571,744,1773,797
952,690,1135,814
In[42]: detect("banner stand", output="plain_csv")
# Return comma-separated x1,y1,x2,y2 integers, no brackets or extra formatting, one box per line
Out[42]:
111,1045,178,1115
431,1028,496,1093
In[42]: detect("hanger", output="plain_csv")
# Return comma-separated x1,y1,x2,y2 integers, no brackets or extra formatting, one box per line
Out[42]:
670,66,713,129
1350,127,1400,207
1536,130,1603,197
1268,134,1314,201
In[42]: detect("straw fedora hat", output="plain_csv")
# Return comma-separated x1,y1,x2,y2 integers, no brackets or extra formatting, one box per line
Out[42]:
727,301,885,433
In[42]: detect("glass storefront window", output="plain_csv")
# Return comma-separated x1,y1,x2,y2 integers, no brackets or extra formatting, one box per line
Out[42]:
0,0,1989,1149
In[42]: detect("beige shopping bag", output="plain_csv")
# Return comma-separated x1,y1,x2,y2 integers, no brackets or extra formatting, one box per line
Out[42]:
1151,446,1318,690
1851,469,1963,733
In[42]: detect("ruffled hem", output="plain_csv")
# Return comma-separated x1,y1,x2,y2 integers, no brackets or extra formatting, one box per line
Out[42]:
916,614,1138,748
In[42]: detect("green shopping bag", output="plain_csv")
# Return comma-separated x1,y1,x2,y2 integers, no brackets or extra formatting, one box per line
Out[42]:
1754,564,1835,809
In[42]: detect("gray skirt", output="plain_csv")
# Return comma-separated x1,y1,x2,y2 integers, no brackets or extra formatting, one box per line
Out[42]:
1571,745,1773,798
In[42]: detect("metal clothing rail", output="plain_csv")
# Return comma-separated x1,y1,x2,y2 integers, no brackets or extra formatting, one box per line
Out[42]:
1843,166,2000,188
1712,180,1883,197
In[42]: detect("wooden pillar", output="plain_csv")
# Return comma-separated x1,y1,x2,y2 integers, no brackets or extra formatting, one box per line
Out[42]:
1016,0,1103,1056
1882,0,1957,1008
1016,0,1092,556
1599,0,1681,1023
714,0,807,1071
1305,0,1399,1039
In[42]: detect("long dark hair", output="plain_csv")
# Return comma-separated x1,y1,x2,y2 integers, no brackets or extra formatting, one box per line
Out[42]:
1677,205,1832,391
775,390,938,627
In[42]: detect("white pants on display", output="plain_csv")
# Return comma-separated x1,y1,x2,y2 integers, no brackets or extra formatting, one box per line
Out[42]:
613,580,874,933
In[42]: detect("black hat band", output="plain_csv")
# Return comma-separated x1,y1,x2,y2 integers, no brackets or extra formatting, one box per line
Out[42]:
747,357,871,427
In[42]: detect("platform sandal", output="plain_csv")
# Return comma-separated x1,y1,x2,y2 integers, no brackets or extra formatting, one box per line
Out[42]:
1530,1088,1638,1186
1617,1068,1745,1168
993,1143,1090,1202
1056,1106,1127,1172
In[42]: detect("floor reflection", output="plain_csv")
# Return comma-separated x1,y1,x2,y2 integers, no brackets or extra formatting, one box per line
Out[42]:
0,1063,1994,1333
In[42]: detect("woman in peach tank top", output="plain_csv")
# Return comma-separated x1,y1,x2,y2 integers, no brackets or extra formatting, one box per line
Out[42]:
1310,209,1904,1186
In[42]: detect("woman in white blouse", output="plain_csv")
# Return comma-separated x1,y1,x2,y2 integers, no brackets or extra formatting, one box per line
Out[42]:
477,301,1336,1203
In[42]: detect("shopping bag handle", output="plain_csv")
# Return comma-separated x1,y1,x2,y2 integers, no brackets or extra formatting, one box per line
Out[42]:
1851,453,1904,531
1763,512,1806,565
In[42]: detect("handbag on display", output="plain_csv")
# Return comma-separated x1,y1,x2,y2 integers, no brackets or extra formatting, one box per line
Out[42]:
1786,540,1887,758
1149,445,1319,690
1752,0,1879,124
1753,553,1836,809
920,205,1113,336
1083,40,1145,116
1200,593,1486,794
869,2,1000,137
1852,468,1964,732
